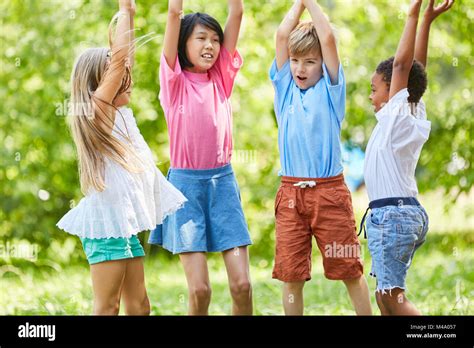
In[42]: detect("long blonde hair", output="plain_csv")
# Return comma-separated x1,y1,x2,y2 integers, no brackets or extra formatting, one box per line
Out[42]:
68,16,143,195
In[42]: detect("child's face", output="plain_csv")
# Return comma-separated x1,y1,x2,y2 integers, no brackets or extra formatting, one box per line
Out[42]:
289,49,323,90
369,72,390,113
185,24,221,73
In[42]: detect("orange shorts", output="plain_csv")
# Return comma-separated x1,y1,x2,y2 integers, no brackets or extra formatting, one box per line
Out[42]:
272,174,363,282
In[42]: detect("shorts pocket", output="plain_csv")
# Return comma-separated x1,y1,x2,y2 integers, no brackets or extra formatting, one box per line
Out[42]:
395,223,421,265
331,185,354,216
369,209,389,227
274,186,284,215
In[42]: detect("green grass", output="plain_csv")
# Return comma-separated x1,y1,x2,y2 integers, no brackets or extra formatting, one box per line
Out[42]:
1,230,472,315
2,189,472,315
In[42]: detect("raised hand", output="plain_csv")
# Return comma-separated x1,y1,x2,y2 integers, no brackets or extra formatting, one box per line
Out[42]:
163,0,184,70
303,0,340,84
119,0,136,14
423,0,454,23
415,0,454,67
223,0,244,55
275,0,305,70
92,0,135,131
408,0,423,17
389,0,423,99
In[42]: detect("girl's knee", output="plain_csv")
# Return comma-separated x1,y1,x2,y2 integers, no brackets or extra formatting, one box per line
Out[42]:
189,283,212,303
126,296,150,315
94,299,120,315
230,278,252,299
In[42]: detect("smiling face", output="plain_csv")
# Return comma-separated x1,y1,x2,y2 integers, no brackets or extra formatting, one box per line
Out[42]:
290,48,323,90
184,24,221,74
369,72,390,113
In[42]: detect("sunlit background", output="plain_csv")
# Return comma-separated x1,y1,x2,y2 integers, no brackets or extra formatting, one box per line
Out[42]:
1,0,472,315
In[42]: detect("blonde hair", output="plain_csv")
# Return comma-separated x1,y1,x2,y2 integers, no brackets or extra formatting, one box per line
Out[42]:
68,15,143,195
288,21,321,57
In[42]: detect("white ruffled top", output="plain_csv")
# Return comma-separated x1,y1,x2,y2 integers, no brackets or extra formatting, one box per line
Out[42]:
56,107,187,239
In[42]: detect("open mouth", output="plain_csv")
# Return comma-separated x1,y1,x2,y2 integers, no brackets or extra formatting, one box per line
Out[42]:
296,76,307,82
201,53,214,61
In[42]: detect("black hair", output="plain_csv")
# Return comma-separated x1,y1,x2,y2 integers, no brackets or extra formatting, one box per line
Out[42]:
178,13,224,69
376,56,428,103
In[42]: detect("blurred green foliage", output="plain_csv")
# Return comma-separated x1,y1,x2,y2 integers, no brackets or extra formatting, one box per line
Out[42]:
1,0,473,260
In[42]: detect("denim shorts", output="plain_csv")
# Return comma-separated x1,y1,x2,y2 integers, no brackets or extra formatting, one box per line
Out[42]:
367,204,428,293
81,235,145,265
148,164,252,254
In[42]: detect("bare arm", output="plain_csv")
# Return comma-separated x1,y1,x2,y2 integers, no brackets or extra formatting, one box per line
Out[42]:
389,0,423,99
129,3,135,67
303,0,340,84
276,0,305,70
163,0,183,70
94,0,134,108
415,0,454,67
223,0,243,55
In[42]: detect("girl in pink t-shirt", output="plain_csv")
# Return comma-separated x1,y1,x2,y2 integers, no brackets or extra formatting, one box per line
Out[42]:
148,0,253,315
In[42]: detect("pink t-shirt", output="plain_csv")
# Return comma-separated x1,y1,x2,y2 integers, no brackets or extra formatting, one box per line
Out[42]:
159,47,243,169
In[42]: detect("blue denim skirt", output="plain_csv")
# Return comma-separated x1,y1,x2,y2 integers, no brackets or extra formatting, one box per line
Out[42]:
148,164,252,254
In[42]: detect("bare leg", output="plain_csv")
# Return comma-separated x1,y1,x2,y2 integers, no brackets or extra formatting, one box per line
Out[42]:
375,290,390,315
343,276,373,315
222,246,253,315
380,288,421,315
179,252,212,315
121,257,150,315
90,259,127,315
282,281,305,315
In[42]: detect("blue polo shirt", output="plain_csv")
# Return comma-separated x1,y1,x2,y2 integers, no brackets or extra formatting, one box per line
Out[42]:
269,59,346,178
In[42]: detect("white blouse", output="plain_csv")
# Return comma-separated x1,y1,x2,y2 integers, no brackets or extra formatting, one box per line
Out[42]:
57,107,187,239
364,89,431,202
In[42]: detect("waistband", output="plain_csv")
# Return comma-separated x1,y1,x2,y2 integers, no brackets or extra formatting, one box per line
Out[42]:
281,174,345,188
168,164,234,180
359,196,421,239
369,197,421,209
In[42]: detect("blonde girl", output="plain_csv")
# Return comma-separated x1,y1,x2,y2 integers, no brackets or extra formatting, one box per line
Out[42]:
57,0,186,315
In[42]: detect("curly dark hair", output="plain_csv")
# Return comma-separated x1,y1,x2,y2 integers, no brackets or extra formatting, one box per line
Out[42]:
376,57,428,103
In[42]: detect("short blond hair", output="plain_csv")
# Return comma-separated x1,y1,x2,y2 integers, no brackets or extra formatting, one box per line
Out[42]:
288,21,321,57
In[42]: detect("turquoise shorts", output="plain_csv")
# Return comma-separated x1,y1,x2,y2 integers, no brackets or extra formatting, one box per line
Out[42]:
81,235,145,265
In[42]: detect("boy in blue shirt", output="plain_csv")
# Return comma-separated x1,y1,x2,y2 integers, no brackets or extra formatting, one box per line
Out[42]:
270,0,372,315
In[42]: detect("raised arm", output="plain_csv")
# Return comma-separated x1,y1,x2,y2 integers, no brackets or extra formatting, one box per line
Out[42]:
276,0,305,70
223,0,243,55
129,2,136,67
389,0,423,99
93,0,134,111
415,0,454,67
163,0,183,69
303,0,340,84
